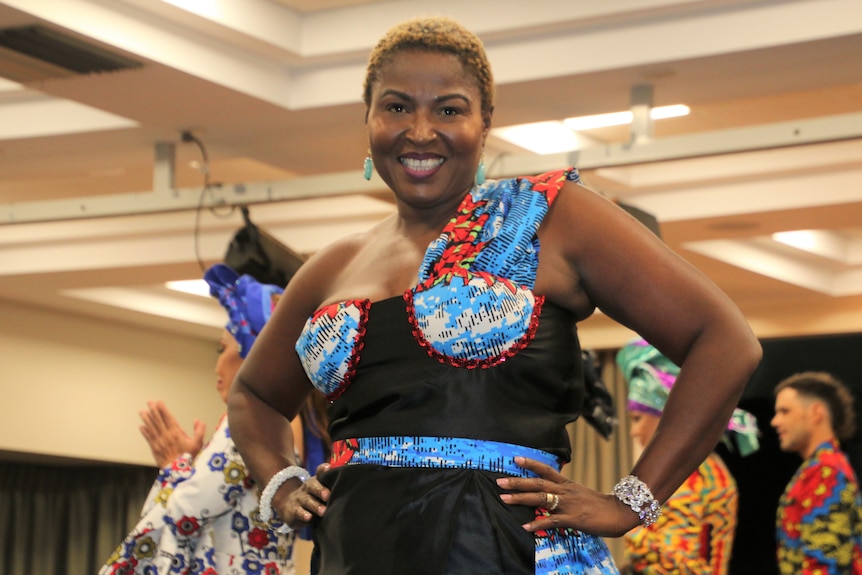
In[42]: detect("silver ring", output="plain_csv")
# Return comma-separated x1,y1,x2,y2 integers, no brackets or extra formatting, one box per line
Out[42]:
545,492,560,512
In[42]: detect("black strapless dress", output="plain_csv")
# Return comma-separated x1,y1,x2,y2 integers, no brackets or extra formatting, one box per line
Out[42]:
313,298,586,575
297,170,620,574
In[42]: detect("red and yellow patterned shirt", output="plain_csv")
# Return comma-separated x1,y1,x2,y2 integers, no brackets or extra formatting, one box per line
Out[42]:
625,452,738,574
776,439,862,575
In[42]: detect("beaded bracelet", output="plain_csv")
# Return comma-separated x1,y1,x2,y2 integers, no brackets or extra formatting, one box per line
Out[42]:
612,474,662,527
259,465,310,533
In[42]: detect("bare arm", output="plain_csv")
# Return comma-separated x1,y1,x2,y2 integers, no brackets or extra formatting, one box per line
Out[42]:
226,239,359,528
505,181,761,536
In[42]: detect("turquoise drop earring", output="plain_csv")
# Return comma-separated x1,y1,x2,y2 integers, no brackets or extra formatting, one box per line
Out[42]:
475,154,486,186
363,151,373,181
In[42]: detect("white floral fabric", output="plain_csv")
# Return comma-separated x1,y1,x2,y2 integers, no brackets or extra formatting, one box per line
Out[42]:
100,415,294,575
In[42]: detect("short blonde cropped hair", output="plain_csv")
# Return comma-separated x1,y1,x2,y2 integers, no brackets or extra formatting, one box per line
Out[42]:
363,16,495,114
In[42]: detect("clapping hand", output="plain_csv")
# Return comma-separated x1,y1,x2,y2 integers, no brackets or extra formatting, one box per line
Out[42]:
139,400,206,468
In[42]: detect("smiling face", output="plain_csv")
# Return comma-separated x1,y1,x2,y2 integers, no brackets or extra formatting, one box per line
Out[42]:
214,329,243,404
366,50,491,216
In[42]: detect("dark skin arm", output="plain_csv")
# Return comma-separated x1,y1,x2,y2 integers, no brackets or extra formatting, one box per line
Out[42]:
229,219,446,528
226,238,363,530
497,180,762,537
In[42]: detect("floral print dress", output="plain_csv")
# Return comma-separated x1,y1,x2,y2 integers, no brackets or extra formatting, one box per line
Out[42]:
100,414,293,575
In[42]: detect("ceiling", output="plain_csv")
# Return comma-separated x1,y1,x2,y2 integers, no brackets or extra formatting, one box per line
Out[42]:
1,0,861,345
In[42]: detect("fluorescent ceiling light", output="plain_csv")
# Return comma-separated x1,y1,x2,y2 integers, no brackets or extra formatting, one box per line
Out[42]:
492,105,689,155
166,279,210,298
772,230,817,251
65,286,225,327
564,104,690,131
650,104,690,121
564,111,633,131
492,121,581,155
772,229,851,263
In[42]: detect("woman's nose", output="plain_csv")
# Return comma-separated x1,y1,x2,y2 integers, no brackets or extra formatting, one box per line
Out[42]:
406,112,436,143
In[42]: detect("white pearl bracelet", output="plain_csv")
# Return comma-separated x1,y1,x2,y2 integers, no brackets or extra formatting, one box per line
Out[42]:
259,465,310,532
612,474,662,527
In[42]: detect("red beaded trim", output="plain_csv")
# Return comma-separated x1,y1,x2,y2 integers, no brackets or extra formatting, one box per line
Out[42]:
403,290,545,369
325,299,371,402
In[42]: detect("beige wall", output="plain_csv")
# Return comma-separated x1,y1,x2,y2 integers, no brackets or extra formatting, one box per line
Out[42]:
0,299,224,466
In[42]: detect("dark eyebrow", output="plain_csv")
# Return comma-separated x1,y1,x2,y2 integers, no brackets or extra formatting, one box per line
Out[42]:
435,93,471,105
378,88,411,101
377,89,472,106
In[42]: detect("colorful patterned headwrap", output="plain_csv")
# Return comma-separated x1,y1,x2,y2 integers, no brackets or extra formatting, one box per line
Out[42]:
616,338,760,456
616,338,679,417
204,264,284,359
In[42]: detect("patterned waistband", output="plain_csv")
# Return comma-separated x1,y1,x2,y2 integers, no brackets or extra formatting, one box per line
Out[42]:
329,436,562,478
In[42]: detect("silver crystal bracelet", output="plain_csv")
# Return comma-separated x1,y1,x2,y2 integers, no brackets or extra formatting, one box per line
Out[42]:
259,465,310,533
612,474,662,527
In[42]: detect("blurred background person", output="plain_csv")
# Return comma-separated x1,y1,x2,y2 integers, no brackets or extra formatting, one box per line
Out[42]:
617,338,760,575
100,264,329,575
771,371,862,575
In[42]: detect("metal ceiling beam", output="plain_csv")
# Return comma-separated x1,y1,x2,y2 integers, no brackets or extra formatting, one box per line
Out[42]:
3,111,862,225
495,111,862,178
629,84,654,145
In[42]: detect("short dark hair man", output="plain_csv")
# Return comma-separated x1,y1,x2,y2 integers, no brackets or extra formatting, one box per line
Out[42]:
771,371,862,574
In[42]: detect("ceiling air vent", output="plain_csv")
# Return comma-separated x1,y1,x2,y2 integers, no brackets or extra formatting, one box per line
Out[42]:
0,25,141,82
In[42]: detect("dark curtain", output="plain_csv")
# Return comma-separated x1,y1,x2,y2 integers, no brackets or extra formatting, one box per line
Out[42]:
0,461,155,575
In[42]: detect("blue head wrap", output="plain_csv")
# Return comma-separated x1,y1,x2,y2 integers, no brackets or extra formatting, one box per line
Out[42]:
204,264,284,359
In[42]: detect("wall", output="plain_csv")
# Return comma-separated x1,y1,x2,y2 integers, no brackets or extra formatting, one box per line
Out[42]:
0,299,224,466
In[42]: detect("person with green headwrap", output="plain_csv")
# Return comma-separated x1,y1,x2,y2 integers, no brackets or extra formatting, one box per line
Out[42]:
617,338,760,575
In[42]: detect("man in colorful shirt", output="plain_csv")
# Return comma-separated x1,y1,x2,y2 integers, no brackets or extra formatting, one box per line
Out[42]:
772,371,862,575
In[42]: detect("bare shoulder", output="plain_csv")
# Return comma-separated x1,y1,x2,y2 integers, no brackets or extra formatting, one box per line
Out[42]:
539,179,746,357
282,229,375,312
536,180,635,317
541,180,635,253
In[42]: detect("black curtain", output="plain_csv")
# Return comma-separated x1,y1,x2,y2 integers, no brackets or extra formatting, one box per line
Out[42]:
0,461,155,575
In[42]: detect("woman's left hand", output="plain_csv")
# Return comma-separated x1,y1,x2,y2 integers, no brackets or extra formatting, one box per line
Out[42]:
495,456,638,538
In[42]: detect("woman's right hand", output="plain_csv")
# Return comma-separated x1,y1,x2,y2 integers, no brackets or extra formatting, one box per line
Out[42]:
139,400,206,467
274,462,331,530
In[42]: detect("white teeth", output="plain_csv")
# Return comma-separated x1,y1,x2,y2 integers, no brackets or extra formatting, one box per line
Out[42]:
400,157,444,171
